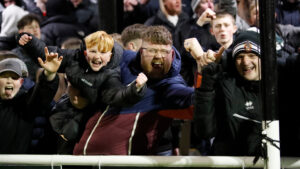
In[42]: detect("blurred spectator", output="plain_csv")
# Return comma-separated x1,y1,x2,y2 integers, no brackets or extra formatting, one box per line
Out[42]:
218,0,250,31
276,0,300,26
0,0,29,37
0,0,28,50
145,0,190,50
109,33,123,48
69,0,99,34
39,0,87,47
12,14,41,81
121,23,147,51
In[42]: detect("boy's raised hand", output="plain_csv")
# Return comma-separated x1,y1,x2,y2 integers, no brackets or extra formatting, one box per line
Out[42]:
184,38,204,61
18,34,33,46
135,72,148,92
184,38,225,73
196,8,216,27
38,47,63,81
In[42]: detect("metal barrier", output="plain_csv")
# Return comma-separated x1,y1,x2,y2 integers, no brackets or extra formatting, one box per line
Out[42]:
0,155,300,168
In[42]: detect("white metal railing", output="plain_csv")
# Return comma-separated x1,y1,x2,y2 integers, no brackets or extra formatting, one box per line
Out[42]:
0,155,300,168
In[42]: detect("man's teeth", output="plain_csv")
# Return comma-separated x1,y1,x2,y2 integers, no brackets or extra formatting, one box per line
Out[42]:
5,86,13,90
152,61,162,65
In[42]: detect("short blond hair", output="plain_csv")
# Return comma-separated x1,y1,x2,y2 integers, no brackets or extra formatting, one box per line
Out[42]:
84,31,114,52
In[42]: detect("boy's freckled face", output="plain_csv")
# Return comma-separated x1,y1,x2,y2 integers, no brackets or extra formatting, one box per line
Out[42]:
0,72,23,100
85,45,112,72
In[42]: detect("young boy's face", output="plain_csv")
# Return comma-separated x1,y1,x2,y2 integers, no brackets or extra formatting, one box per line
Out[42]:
0,72,23,100
19,20,41,39
210,15,237,46
85,45,112,72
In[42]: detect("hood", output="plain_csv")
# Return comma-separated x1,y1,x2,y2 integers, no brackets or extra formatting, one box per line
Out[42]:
105,41,123,70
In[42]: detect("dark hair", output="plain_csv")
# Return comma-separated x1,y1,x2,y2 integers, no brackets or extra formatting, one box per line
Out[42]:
211,9,236,25
17,14,41,30
0,0,22,7
142,26,173,45
121,24,147,46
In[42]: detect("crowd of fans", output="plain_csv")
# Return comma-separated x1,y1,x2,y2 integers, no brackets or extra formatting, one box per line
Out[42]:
0,0,299,158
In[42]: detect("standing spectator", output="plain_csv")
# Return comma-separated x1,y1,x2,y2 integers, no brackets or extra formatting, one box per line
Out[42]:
69,0,99,34
145,0,190,50
12,14,41,82
276,0,300,26
0,0,28,50
218,0,250,31
186,30,264,155
0,0,29,37
181,10,237,86
0,49,61,153
39,0,87,47
121,23,147,52
73,26,194,155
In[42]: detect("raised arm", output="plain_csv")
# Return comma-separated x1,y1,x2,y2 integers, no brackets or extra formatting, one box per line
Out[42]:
184,37,224,74
38,47,63,81
18,33,77,72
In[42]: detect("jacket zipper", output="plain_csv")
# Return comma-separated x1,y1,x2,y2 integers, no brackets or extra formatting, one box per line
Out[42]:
128,112,140,155
83,106,110,155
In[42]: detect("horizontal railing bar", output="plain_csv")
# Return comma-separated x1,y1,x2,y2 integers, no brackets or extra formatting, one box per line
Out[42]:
0,155,299,168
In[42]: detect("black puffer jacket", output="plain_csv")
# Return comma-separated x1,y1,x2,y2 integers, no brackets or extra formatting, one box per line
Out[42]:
0,73,58,153
194,63,263,156
17,33,146,107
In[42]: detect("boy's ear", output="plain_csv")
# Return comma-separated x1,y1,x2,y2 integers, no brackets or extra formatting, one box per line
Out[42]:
128,42,135,51
209,27,214,36
20,78,24,85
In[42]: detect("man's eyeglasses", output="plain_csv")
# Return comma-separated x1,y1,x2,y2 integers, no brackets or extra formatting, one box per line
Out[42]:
141,47,172,57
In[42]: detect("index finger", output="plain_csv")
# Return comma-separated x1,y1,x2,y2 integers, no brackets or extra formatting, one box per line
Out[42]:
44,47,49,56
214,46,225,62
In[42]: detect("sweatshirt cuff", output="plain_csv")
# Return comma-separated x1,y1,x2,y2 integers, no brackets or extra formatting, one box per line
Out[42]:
194,72,202,88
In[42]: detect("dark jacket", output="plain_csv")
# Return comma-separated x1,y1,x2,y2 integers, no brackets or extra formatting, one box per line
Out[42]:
12,47,40,81
49,94,94,154
73,49,194,155
17,33,146,107
0,72,59,154
276,1,300,26
194,63,263,156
